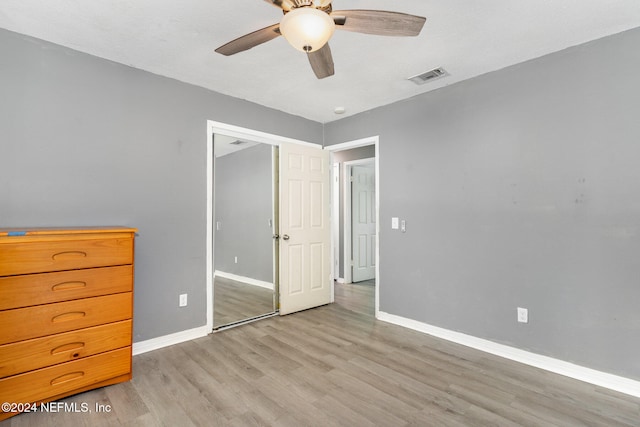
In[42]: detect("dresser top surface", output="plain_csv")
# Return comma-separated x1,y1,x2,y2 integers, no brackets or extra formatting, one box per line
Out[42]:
0,226,137,237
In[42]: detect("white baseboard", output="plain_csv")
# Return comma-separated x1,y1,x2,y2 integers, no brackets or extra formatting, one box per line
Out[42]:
377,311,640,399
214,270,274,290
336,277,346,284
132,325,209,356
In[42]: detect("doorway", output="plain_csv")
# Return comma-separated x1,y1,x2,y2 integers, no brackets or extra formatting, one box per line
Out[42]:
326,136,380,317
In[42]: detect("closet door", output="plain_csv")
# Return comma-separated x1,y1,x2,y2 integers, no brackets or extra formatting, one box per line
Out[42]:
278,142,331,315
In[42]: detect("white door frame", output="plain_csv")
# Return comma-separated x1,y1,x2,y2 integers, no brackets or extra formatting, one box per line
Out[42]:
344,158,375,284
332,163,340,283
325,136,380,317
206,120,320,332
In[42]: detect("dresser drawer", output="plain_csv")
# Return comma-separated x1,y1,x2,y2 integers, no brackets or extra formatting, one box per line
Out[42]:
0,265,133,310
0,347,131,409
0,293,132,345
0,235,133,276
0,320,131,377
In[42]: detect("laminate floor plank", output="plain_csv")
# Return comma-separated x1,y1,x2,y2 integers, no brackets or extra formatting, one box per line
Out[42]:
337,353,465,411
460,403,523,427
254,334,335,373
404,408,470,427
447,383,545,427
158,346,242,424
129,353,200,427
251,373,339,427
227,328,304,373
224,411,270,427
321,368,422,425
512,388,636,427
3,280,640,426
104,380,150,423
312,394,377,427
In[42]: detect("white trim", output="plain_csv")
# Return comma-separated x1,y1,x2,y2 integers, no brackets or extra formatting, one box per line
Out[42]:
214,270,274,290
336,277,346,284
343,162,351,284
374,141,380,318
206,123,214,332
272,145,279,307
214,312,279,332
208,121,320,148
132,325,209,356
377,311,640,399
344,158,376,166
324,137,378,152
332,162,340,282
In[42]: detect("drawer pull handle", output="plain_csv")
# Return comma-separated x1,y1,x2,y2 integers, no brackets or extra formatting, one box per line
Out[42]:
51,281,87,291
52,312,86,323
50,371,85,386
52,251,87,260
51,342,85,355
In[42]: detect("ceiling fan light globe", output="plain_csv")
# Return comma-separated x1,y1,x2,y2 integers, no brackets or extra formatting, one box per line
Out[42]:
280,7,335,53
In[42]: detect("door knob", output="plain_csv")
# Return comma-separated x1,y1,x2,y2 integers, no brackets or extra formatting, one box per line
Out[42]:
282,234,290,241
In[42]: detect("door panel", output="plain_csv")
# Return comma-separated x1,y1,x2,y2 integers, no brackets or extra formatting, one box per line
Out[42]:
279,143,331,315
352,165,376,282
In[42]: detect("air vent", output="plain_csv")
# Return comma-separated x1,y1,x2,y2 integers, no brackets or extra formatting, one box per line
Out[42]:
408,67,447,85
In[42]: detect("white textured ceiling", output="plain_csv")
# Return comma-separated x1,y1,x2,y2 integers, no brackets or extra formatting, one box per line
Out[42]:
1,1,639,123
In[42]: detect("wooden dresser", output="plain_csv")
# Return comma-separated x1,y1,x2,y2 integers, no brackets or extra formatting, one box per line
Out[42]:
0,227,136,420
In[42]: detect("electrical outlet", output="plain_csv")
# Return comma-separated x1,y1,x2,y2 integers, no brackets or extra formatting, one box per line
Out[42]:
517,307,528,323
179,294,188,307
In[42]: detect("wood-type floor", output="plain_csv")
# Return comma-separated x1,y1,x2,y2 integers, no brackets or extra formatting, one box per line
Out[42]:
213,277,275,328
3,281,640,426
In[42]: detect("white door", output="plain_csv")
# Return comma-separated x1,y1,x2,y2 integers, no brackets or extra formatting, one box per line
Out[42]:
279,142,331,315
351,165,376,282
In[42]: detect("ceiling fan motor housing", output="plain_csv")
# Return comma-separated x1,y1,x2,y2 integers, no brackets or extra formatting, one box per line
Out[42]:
279,6,336,53
284,0,333,14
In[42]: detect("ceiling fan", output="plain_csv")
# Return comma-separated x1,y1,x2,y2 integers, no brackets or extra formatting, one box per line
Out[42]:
215,0,426,79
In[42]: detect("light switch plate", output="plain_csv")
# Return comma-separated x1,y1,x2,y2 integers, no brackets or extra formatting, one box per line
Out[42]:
517,307,528,323
392,217,399,229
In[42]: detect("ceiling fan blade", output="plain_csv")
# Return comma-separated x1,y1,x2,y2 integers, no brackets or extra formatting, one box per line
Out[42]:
308,43,335,79
331,10,426,37
215,24,281,56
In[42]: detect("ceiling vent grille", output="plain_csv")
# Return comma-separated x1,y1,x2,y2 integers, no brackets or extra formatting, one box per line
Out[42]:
408,67,447,85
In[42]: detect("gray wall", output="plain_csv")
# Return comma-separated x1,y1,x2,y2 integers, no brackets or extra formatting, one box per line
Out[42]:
214,143,273,282
0,28,322,342
325,27,640,381
332,146,375,279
